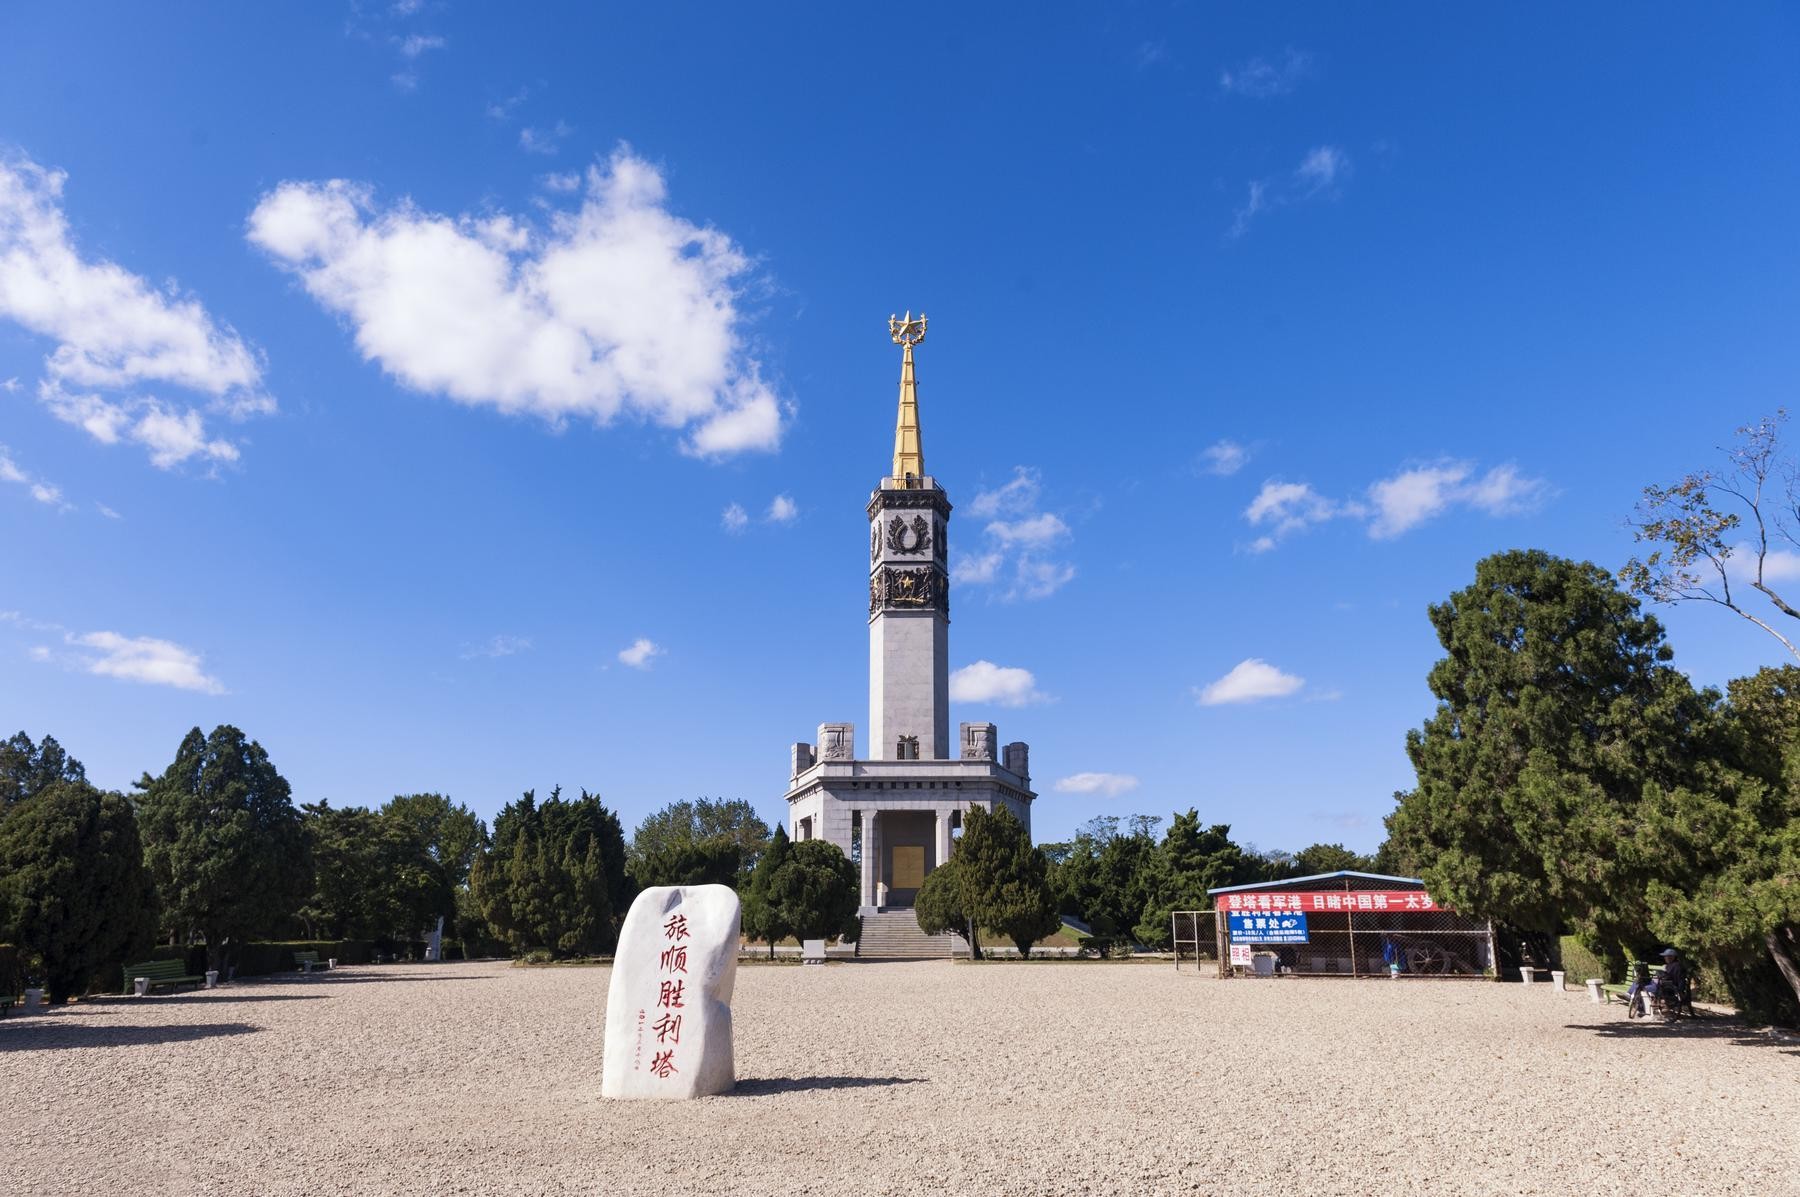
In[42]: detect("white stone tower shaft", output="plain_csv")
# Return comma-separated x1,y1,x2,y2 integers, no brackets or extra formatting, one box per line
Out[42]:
867,328,951,760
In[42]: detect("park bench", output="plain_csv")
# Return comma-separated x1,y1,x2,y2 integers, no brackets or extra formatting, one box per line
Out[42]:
0,996,12,1018
292,951,327,973
122,958,204,994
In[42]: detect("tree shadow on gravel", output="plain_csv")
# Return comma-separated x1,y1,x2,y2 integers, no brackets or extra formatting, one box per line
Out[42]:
130,993,329,1005
0,1021,261,1051
1565,1020,1800,1055
301,974,495,985
732,1076,927,1095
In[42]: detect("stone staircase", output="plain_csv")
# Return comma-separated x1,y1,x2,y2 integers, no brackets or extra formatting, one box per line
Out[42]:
854,910,962,960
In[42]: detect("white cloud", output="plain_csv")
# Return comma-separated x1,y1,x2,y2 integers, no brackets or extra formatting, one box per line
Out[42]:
1229,180,1267,240
985,512,1068,547
1228,145,1351,239
721,502,749,532
0,444,67,509
1200,439,1249,477
541,172,581,194
396,33,445,58
1245,480,1353,538
1367,461,1549,539
1296,145,1350,194
519,121,573,156
968,466,1041,518
1219,49,1313,98
617,637,663,669
248,147,784,458
1245,461,1549,549
0,154,270,467
95,502,120,519
953,550,1003,585
766,494,798,523
488,87,532,122
69,630,225,694
1011,558,1076,600
961,466,1076,600
461,634,531,660
1054,772,1140,798
950,660,1049,707
1196,658,1304,706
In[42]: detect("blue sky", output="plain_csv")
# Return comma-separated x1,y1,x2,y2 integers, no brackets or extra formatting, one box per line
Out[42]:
3,5,1798,853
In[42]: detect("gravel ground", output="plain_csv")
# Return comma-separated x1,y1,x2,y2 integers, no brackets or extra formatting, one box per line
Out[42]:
5,959,1795,1196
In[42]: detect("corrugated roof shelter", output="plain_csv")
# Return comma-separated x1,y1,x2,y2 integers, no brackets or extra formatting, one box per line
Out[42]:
1195,870,1496,979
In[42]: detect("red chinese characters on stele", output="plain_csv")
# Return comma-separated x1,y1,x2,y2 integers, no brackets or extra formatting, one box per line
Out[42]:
1214,891,1443,913
646,911,691,1080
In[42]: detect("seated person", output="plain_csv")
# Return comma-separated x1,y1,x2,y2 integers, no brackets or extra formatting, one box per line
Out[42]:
1648,948,1687,1012
1626,948,1686,1016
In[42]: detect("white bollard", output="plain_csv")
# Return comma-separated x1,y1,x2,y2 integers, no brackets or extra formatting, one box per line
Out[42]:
328,957,338,970
205,970,219,989
1586,978,1605,1003
133,976,149,997
1550,970,1565,991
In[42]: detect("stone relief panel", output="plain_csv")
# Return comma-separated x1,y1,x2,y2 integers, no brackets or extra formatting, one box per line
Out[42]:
960,722,997,761
818,723,855,761
870,565,947,615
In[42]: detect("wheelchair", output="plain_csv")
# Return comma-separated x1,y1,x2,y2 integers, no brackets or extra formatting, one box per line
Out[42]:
1624,960,1694,1020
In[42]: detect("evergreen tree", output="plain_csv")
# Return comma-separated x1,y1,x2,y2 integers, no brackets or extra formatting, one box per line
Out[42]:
0,731,87,815
1292,843,1374,876
741,824,792,957
135,726,313,971
470,787,628,956
1134,812,1257,948
955,805,1061,958
0,781,157,1002
1633,666,1800,1020
914,855,979,958
1384,550,1709,952
770,838,860,943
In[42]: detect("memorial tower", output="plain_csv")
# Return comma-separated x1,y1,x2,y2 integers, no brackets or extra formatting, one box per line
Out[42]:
782,314,1036,914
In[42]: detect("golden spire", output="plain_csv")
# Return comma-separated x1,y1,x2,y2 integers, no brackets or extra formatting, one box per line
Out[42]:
888,311,927,480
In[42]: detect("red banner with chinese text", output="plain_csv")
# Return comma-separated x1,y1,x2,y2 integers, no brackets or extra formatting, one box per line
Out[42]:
1214,890,1444,914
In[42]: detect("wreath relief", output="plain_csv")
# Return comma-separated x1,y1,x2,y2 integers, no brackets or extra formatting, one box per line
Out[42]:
886,513,932,556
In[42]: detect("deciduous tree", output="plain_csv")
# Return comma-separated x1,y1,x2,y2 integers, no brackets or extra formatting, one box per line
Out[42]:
1623,412,1800,661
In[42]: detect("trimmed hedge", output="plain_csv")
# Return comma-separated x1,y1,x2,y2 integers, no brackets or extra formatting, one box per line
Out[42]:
233,940,374,977
1556,935,1610,984
0,943,19,998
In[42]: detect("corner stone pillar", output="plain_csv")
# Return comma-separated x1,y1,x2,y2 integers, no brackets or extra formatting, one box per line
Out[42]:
935,809,952,871
860,810,877,911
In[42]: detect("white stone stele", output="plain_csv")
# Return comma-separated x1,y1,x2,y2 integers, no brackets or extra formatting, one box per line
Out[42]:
602,884,740,1100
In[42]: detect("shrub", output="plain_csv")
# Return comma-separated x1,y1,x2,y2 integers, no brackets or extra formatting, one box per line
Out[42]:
1557,935,1610,984
233,939,373,976
519,948,554,965
0,943,19,998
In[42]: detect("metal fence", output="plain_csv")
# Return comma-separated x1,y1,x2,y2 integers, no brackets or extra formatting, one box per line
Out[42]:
1175,906,1497,979
1171,910,1223,976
